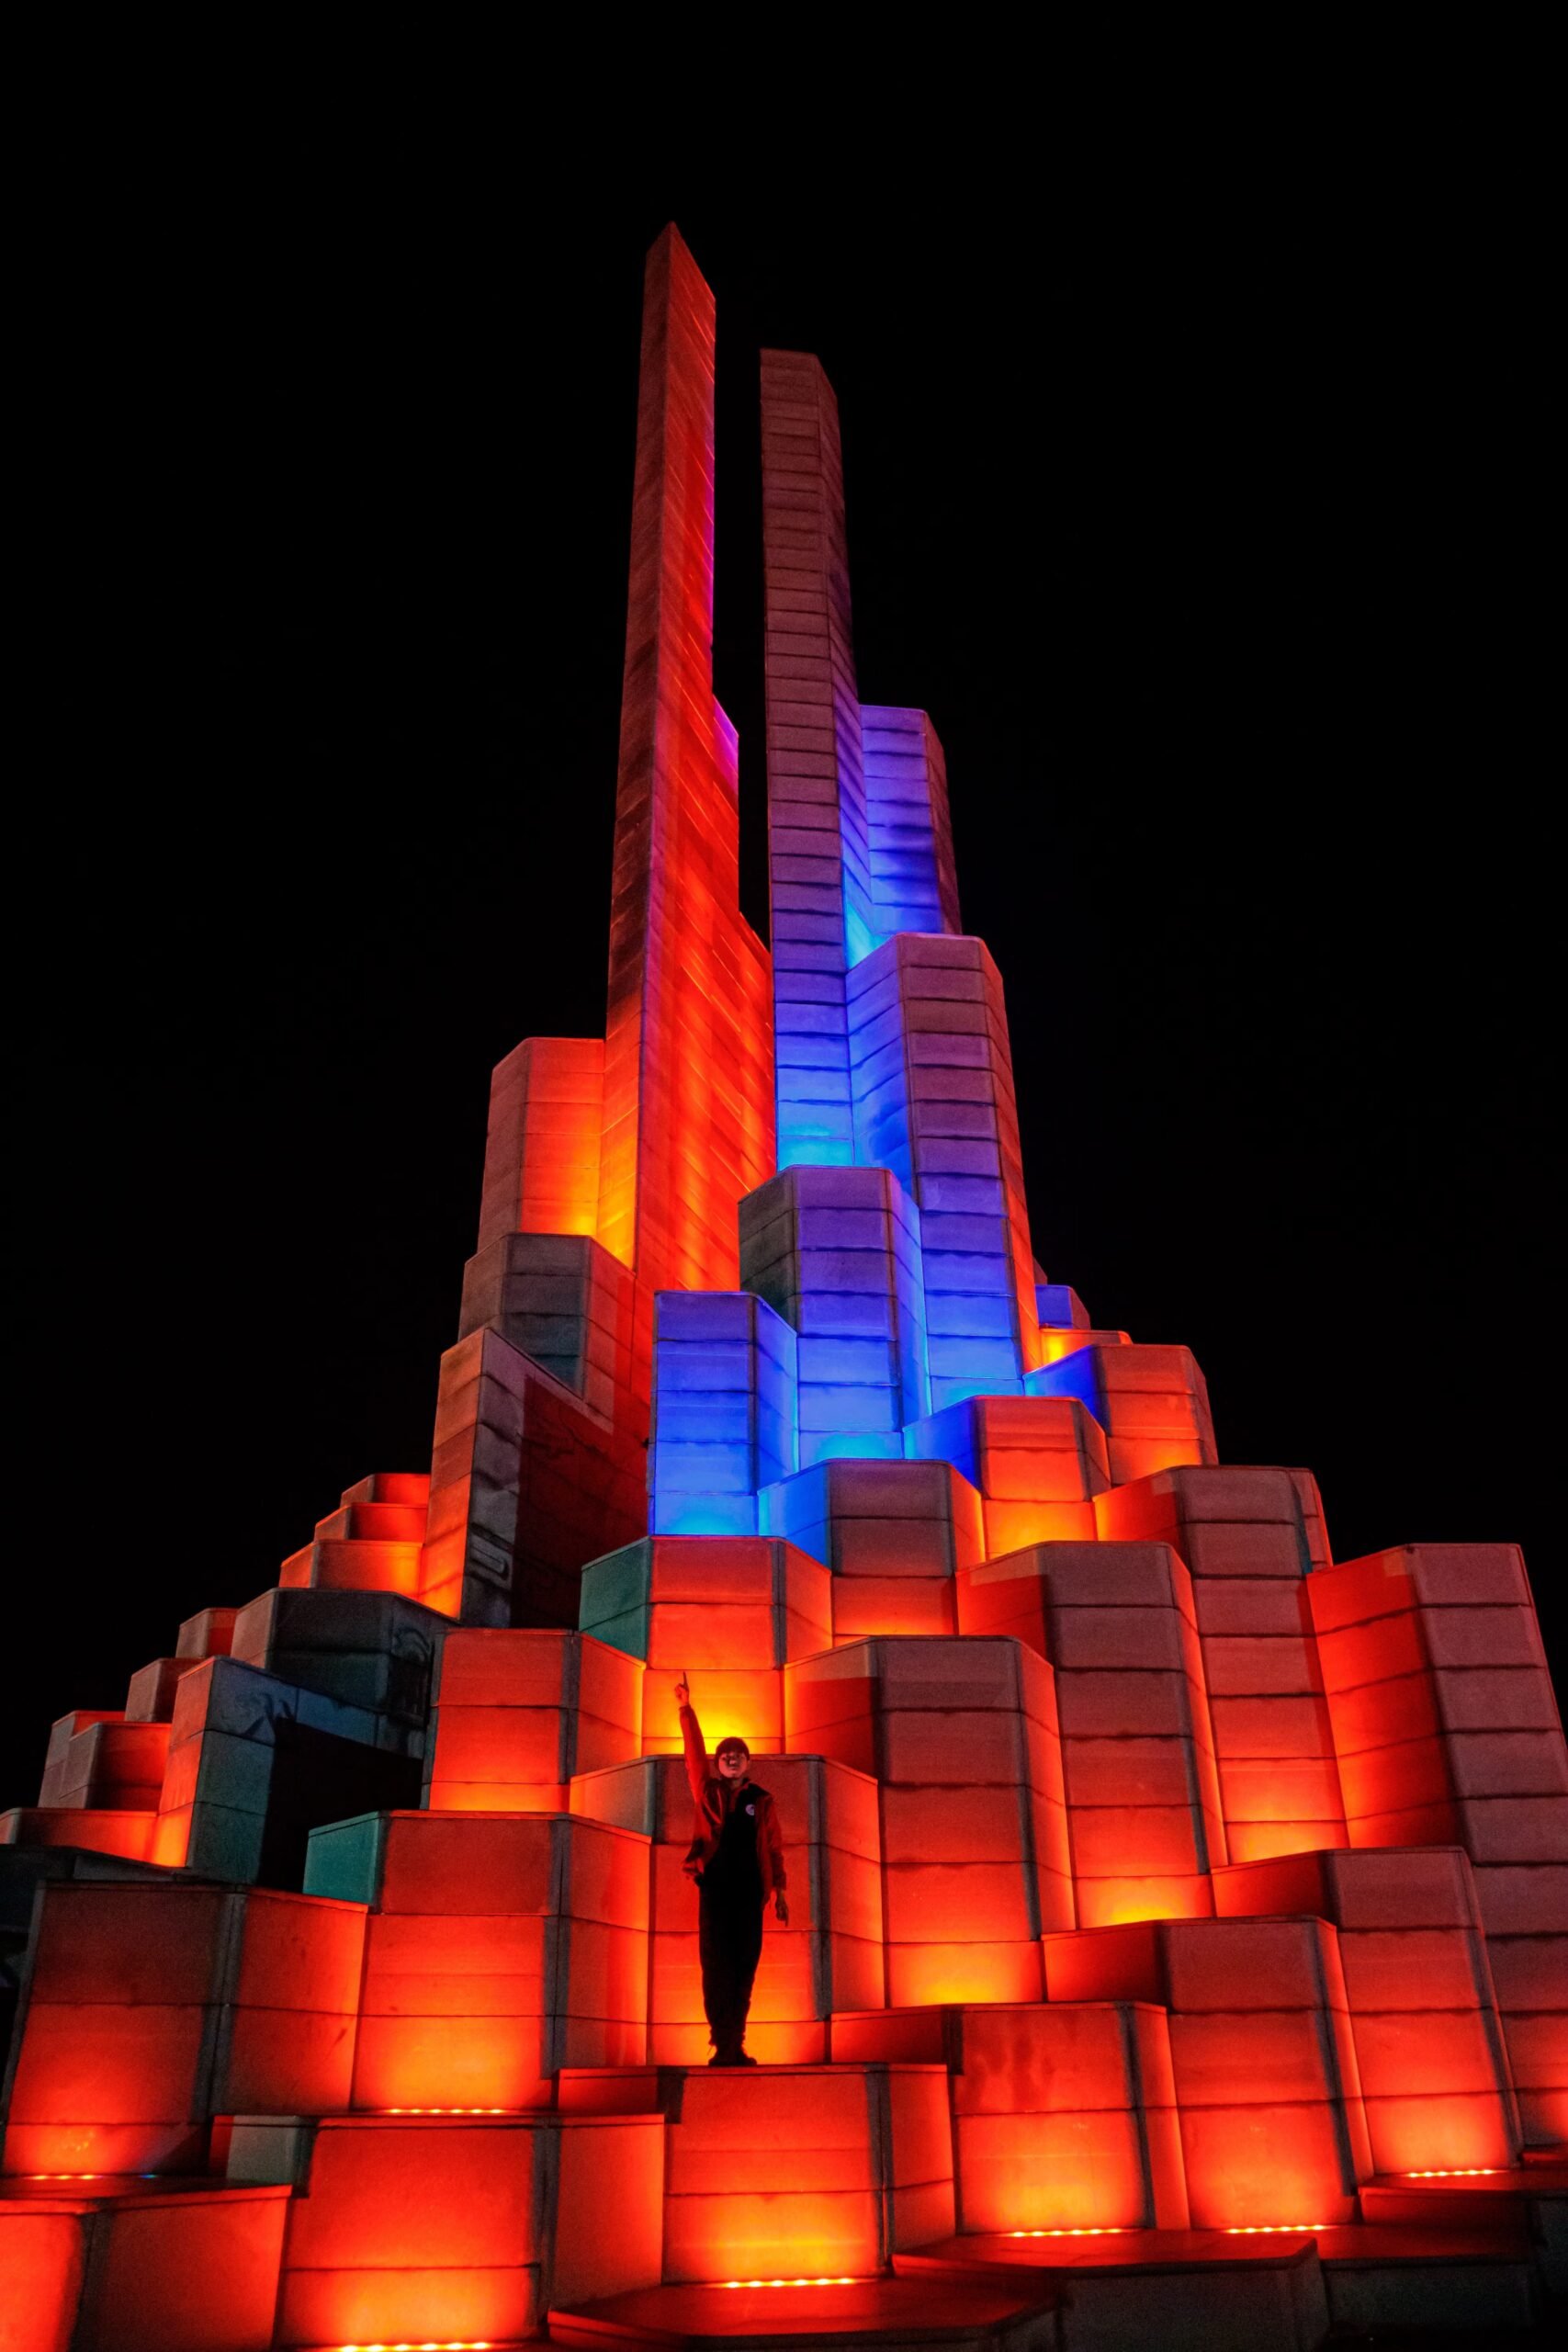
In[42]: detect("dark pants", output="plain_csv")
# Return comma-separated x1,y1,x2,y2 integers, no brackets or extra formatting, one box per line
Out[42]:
698,1872,764,2058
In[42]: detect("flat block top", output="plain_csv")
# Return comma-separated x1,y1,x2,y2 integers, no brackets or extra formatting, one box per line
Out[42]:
549,2275,1057,2345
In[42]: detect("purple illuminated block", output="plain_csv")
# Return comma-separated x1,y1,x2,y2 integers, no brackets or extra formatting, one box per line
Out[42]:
861,705,963,940
740,1166,928,1464
649,1292,798,1535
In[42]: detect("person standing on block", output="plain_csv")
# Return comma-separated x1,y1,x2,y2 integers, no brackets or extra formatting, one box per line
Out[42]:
675,1675,788,2065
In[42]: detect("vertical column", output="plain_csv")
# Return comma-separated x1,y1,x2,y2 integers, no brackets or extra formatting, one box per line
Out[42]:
600,227,774,1288
848,933,1041,1402
761,348,876,1167
476,1038,604,1251
861,705,963,939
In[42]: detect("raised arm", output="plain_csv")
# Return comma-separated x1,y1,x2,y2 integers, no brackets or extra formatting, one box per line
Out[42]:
674,1675,709,1807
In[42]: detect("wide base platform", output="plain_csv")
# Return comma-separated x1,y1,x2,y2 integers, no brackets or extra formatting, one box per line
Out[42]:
547,2277,1060,2349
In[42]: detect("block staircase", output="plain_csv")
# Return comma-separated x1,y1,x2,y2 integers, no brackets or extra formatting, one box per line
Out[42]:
4,223,1564,2350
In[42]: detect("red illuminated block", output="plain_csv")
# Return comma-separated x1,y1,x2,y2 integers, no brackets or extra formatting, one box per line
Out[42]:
907,1392,1110,1555
175,1608,238,1659
44,1719,170,1813
0,1807,153,1863
301,1809,650,2109
959,1540,1225,1926
571,1750,885,2060
17,2180,291,2352
122,1657,203,1724
579,1533,832,1673
1213,1845,1522,2173
425,1627,643,1811
1,1882,367,2177
786,1636,1072,2002
475,1035,607,1252
265,2109,663,2346
1098,1466,1348,1862
1041,1914,1371,2225
37,1710,121,1804
657,2060,953,2281
833,1574,957,1640
1030,1342,1216,1484
944,1999,1189,2233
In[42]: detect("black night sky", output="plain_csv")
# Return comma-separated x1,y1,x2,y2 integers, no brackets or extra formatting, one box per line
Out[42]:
9,158,1558,1812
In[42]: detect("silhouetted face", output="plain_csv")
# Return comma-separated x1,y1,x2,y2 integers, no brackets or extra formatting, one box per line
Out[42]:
716,1739,750,1781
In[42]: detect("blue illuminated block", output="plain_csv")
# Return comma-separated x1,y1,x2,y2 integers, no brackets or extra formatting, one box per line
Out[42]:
649,1290,798,1535
1024,1349,1102,1418
739,1165,930,1454
1036,1283,1091,1330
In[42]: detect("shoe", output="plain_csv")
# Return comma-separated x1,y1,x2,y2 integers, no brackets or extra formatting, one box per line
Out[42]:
733,2050,758,2066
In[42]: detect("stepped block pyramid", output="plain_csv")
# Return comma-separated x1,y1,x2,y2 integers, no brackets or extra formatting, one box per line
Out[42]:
3,225,1563,2351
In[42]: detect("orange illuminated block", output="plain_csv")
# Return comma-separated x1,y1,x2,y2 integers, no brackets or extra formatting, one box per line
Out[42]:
1097,1468,1347,1862
305,1811,650,2110
641,1665,784,1756
0,1807,153,1863
51,2180,291,2352
946,2000,1189,2233
833,1574,957,1640
476,1035,607,1249
271,2109,663,2345
785,1637,1073,1996
1,1882,368,2178
572,1751,886,2056
657,2062,953,2282
1041,1915,1371,2225
1032,1344,1216,1485
1213,1844,1522,2173
425,1627,643,1812
960,1541,1226,1926
0,2195,90,2352
908,1393,1110,1560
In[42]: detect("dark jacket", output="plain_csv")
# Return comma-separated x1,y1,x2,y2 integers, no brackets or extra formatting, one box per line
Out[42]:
679,1701,787,1898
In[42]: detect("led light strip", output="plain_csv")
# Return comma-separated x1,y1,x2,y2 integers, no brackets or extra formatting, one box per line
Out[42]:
720,2276,863,2289
1007,2227,1129,2238
1404,2167,1503,2178
1224,2224,1327,2234
379,2107,511,2116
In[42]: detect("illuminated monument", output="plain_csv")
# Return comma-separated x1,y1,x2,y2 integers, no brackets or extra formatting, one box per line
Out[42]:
2,226,1563,2350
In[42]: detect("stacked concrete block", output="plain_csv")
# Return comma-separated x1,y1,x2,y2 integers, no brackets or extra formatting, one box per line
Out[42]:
654,2062,953,2281
256,2108,663,2347
581,1535,829,1758
175,1606,239,1659
231,1586,446,1740
278,1470,430,1597
761,346,876,1166
1044,1915,1373,2226
572,1750,884,2061
122,1657,203,1723
741,1165,928,1462
847,933,1041,1405
761,1457,983,1643
420,1324,646,1629
1035,1282,1091,1331
1307,1543,1568,2139
38,1718,168,1814
0,2177,293,2352
785,1635,1073,2002
649,1291,797,1534
1,1881,367,2175
1031,1340,1217,1484
153,1656,420,1882
475,1034,606,1251
1214,1846,1521,2174
303,1808,649,2109
460,1227,644,1427
908,1391,1111,1553
944,1999,1189,2233
860,704,963,939
599,232,775,1293
958,1540,1225,1926
423,1627,643,1812
1100,1466,1346,1861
